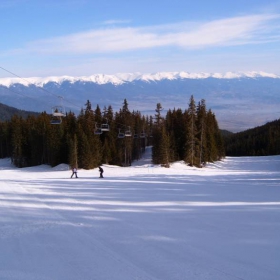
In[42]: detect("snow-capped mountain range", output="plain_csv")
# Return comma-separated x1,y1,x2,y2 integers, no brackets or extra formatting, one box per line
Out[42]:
0,71,280,132
0,71,279,87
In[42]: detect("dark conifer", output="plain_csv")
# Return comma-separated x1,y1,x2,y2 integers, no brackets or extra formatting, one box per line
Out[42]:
184,95,198,166
196,100,207,166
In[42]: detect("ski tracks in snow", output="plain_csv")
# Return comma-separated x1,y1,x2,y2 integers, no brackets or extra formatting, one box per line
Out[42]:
1,177,161,280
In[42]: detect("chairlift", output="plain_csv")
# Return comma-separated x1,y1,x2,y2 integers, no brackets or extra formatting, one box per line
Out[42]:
118,129,125,138
94,124,103,135
52,105,66,117
50,118,62,125
50,98,66,125
50,107,65,125
133,134,138,139
101,123,110,132
94,128,103,135
125,127,132,137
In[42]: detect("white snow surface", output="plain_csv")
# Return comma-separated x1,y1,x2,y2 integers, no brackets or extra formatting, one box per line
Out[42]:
1,147,280,280
0,71,279,87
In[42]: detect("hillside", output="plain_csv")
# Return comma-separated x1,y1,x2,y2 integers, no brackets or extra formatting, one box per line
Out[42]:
224,118,280,156
0,102,40,121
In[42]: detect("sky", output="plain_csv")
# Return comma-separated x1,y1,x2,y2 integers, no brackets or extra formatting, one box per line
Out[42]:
1,0,280,78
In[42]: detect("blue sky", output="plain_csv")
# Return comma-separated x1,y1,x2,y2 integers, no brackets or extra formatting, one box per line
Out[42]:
1,0,280,78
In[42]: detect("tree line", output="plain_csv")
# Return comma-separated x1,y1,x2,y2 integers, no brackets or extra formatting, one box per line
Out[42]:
0,97,225,168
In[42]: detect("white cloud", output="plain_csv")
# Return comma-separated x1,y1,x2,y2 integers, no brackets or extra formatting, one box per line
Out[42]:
7,13,280,55
102,19,131,25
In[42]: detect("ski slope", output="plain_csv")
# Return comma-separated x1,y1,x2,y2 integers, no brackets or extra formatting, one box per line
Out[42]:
0,148,280,280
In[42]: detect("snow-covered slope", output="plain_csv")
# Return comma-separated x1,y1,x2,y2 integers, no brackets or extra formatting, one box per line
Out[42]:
0,154,280,280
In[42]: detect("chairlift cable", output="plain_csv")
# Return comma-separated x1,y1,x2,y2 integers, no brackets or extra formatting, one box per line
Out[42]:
0,65,81,111
0,65,62,100
0,82,54,109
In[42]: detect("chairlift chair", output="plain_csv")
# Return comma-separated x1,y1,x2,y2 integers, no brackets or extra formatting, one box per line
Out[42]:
125,127,132,137
140,132,146,138
101,123,110,132
94,128,103,135
50,105,65,125
118,129,125,138
94,124,103,135
133,134,138,139
52,106,66,117
50,118,62,125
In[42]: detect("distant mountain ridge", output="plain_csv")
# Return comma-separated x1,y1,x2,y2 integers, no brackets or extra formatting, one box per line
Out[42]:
0,71,279,87
0,71,279,132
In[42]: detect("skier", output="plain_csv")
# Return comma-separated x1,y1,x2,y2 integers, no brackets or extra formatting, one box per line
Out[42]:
71,167,78,178
98,166,104,178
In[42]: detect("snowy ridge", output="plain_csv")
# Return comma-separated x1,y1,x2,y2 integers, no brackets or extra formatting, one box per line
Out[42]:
0,71,279,87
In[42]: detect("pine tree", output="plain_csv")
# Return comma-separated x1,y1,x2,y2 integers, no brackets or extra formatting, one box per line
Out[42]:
152,103,164,164
131,111,142,160
68,133,78,168
101,105,116,164
196,100,207,166
0,121,10,158
77,128,92,169
152,103,172,166
47,120,64,166
78,102,103,168
184,95,198,166
10,115,27,167
205,110,220,162
158,125,171,167
116,99,134,166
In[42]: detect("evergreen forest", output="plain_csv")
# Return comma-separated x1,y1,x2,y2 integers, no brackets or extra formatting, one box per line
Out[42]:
0,97,225,169
224,119,280,156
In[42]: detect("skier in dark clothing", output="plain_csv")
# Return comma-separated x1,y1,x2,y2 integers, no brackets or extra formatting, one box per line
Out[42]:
71,167,78,178
99,166,104,178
